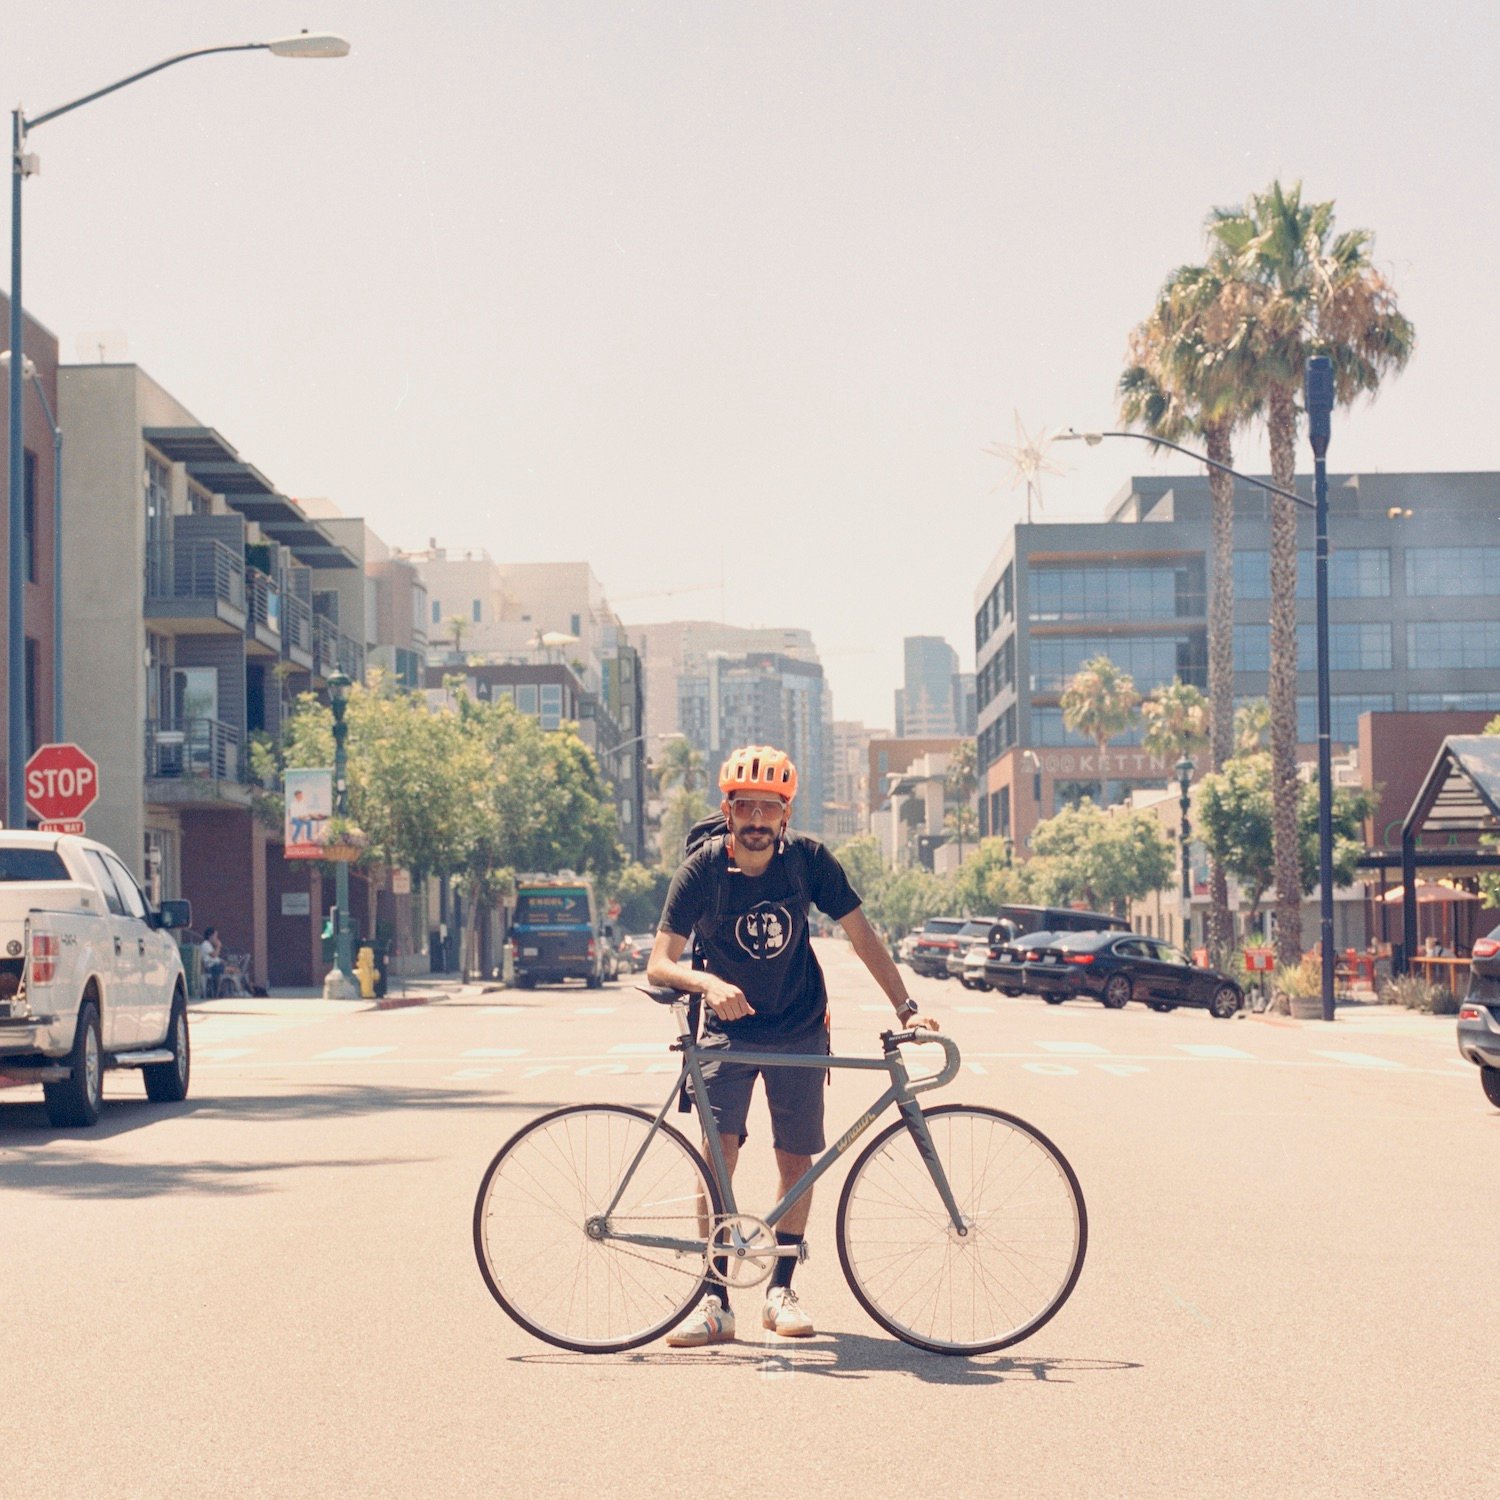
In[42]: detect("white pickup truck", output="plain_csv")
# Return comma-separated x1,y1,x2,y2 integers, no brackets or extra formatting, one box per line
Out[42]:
0,831,193,1127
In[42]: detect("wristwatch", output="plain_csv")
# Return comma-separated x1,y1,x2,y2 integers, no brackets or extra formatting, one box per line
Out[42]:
895,998,920,1023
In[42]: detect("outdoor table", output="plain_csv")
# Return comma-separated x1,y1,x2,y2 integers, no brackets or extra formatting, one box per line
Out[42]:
1409,955,1470,995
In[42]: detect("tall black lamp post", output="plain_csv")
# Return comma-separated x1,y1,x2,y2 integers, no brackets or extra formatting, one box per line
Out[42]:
1059,371,1340,1021
323,669,357,998
1175,754,1195,910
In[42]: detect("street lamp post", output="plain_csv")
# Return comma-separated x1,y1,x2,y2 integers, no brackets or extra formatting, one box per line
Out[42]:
1176,755,1195,942
1059,376,1339,1021
324,669,357,999
7,31,349,828
0,350,59,739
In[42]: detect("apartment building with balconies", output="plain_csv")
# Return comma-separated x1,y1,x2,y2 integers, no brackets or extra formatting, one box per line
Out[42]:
59,363,368,988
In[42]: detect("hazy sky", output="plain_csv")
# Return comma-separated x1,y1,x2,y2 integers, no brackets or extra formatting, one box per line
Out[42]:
7,2,1498,725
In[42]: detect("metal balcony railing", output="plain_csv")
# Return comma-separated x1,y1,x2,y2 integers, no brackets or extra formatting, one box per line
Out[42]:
144,540,246,613
282,591,312,657
145,718,243,782
246,568,283,639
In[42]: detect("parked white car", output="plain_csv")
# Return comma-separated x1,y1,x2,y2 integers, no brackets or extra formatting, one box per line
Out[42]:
0,832,192,1127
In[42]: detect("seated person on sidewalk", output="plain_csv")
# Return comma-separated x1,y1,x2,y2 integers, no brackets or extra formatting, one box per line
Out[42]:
201,927,226,996
646,743,937,1347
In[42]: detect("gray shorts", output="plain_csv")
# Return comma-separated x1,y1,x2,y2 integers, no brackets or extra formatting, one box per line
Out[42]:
694,1022,830,1156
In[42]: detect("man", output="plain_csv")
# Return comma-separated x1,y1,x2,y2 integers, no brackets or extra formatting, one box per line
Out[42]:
646,744,937,1347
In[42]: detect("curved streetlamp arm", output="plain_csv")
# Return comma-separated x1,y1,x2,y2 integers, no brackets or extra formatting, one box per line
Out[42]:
24,43,271,132
1058,429,1313,512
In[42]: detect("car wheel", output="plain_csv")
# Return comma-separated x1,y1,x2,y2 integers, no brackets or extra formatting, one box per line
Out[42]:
144,991,191,1103
1043,996,1065,1006
1481,1065,1500,1110
1209,984,1242,1020
1102,975,1131,1010
1146,1001,1175,1013
1001,989,1022,999
43,999,103,1128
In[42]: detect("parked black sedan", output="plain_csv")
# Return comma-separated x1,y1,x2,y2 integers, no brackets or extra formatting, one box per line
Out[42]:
1020,931,1243,1018
1457,925,1500,1108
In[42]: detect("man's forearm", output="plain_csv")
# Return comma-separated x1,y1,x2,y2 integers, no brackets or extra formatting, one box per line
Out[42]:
847,922,910,1007
645,955,708,994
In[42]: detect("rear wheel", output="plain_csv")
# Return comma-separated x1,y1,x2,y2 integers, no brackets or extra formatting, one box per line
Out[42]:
837,1104,1087,1354
144,992,191,1103
1102,974,1131,1009
1043,995,1064,1005
44,1000,103,1128
1481,1065,1500,1109
474,1104,720,1352
1147,1000,1175,1013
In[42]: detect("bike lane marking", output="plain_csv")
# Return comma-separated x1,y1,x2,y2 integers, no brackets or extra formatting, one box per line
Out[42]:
1036,1040,1109,1055
1310,1050,1406,1070
462,1047,527,1058
1175,1044,1254,1060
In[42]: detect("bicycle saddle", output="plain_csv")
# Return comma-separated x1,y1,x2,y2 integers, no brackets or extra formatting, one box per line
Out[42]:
636,985,688,1006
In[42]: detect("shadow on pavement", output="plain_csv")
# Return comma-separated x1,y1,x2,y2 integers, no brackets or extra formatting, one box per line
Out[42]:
0,1149,431,1200
513,1334,1142,1386
0,1082,563,1142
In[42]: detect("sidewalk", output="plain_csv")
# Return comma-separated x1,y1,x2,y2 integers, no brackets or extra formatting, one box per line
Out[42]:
188,975,501,1017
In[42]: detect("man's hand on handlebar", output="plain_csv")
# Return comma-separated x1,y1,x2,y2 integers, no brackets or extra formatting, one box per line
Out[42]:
702,977,755,1023
906,1014,941,1032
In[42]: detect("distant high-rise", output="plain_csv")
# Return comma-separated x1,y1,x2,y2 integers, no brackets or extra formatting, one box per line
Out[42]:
894,636,962,737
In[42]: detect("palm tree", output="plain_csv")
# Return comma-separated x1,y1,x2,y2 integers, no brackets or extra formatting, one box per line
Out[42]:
943,740,980,861
1234,698,1271,756
1141,679,1210,764
1207,180,1415,967
445,615,469,660
656,737,706,797
1120,262,1260,950
1059,657,1140,773
944,805,979,863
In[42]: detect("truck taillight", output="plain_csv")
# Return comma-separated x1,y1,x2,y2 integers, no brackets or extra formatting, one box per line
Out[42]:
1473,938,1500,960
30,932,58,984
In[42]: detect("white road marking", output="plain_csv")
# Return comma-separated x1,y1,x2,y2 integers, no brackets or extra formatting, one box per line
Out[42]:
965,1060,988,1075
1036,1040,1109,1055
314,1046,397,1060
1095,1063,1149,1077
462,1047,527,1058
1177,1044,1254,1060
1313,1050,1405,1070
956,1005,995,1015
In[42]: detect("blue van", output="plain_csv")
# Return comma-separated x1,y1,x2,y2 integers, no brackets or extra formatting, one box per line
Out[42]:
510,878,605,989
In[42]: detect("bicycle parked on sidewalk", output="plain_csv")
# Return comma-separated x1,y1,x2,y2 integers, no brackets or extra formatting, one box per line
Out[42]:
473,986,1087,1356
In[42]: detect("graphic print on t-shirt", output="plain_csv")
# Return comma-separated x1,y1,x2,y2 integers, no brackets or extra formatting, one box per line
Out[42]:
735,901,793,960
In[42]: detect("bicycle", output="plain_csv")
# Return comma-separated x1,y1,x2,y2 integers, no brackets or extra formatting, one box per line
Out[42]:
472,986,1087,1356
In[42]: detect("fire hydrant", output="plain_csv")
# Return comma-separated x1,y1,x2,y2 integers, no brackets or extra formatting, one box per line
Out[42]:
355,945,379,1000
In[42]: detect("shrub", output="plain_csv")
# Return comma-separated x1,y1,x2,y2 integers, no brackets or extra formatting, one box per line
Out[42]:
1378,973,1445,1013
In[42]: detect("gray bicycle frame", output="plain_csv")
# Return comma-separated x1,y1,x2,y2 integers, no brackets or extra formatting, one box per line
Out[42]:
597,999,966,1260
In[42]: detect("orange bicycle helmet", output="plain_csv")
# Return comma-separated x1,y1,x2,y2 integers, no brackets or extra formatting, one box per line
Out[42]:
719,745,798,802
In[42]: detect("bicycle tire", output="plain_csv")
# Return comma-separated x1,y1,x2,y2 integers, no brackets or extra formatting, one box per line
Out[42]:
473,1104,722,1353
836,1103,1087,1355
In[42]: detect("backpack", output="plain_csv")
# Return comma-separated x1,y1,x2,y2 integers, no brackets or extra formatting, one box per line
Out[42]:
676,814,815,1111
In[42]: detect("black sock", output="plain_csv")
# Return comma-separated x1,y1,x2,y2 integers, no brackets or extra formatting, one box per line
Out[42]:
771,1232,803,1291
711,1256,731,1312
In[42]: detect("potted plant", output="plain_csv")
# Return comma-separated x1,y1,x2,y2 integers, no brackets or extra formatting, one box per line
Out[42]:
321,817,368,864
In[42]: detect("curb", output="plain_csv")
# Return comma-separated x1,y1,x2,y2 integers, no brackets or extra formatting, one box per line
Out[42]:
370,993,439,1011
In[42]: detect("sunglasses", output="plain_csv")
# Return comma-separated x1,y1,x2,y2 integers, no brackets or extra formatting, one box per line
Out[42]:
729,798,786,819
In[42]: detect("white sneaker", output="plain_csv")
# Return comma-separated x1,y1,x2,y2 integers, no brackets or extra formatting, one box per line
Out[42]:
666,1296,736,1347
762,1286,814,1338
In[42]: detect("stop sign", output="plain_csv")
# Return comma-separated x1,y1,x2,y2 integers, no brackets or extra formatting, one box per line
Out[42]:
25,743,101,825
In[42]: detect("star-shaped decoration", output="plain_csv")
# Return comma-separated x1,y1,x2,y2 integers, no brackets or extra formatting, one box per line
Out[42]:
983,412,1068,522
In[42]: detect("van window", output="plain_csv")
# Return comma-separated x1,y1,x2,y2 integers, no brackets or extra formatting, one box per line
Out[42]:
515,888,591,925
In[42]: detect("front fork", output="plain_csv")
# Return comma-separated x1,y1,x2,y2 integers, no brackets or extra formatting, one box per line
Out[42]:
884,1037,970,1236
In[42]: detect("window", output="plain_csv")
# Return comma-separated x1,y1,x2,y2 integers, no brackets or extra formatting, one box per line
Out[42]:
1296,694,1393,743
471,599,482,622
515,683,538,714
1029,634,1206,693
432,599,442,624
1028,561,1204,622
1233,551,1270,600
1031,708,1144,747
83,850,127,916
1234,624,1270,672
1296,548,1389,598
23,449,37,584
103,853,149,920
24,637,38,756
1408,692,1500,712
1300,622,1392,671
0,847,68,881
1408,620,1500,670
1406,547,1500,597
539,683,563,729
570,614,581,636
144,451,172,547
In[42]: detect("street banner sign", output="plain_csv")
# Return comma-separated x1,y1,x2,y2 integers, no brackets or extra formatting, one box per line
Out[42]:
284,767,334,859
25,743,100,832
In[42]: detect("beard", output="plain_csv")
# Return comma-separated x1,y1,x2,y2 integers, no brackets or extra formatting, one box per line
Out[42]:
736,826,777,848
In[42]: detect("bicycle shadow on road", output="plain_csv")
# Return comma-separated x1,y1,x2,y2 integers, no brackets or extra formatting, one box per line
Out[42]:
514,1332,1141,1387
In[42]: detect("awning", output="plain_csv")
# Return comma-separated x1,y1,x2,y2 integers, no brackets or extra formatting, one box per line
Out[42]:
143,426,357,569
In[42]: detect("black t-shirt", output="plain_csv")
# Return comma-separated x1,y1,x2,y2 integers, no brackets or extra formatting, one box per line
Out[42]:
658,834,861,1040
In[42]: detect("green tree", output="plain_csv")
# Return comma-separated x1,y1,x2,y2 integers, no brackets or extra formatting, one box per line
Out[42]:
1207,180,1414,967
943,740,979,862
863,866,953,940
944,805,979,862
950,837,1038,915
1059,656,1140,762
609,862,672,933
1028,800,1174,916
1141,679,1211,764
1234,698,1271,755
832,835,887,900
657,738,707,796
658,787,714,869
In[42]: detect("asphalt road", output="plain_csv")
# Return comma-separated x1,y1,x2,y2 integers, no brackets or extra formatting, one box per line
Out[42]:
1,941,1493,1499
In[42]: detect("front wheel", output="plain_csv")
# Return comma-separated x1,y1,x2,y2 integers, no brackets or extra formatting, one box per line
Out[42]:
836,1104,1087,1355
1481,1064,1500,1109
1209,984,1242,1020
474,1104,721,1353
144,992,191,1103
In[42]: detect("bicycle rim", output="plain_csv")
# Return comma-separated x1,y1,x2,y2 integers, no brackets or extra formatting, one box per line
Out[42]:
473,1104,719,1353
836,1104,1087,1355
